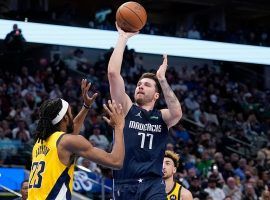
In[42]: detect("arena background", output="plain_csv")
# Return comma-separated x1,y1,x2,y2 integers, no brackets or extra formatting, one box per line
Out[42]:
0,0,270,199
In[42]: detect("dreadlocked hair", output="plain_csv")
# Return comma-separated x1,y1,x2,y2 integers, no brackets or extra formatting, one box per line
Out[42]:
35,98,62,142
165,150,180,168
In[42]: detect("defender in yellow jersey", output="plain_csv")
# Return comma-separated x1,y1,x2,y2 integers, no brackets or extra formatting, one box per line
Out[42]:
163,150,193,200
29,131,75,199
167,182,183,200
28,79,125,200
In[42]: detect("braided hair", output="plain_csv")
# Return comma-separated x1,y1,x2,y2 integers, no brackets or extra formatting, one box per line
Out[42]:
35,98,63,142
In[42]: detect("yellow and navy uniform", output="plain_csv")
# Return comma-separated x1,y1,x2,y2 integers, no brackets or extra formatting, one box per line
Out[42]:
28,131,75,200
167,182,182,200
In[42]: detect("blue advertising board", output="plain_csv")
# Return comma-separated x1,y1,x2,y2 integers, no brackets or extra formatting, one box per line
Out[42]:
73,170,112,193
0,167,25,191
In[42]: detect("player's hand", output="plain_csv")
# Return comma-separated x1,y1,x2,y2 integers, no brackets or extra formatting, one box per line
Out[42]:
81,79,98,107
115,22,139,39
156,54,168,80
103,100,125,129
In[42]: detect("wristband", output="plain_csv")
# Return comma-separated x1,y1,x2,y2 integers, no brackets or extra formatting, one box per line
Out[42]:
83,103,90,109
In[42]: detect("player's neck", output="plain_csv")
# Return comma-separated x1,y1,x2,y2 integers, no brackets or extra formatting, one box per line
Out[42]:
59,122,67,133
135,103,155,111
165,177,175,194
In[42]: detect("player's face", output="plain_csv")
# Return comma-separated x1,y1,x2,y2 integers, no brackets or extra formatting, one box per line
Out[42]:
162,157,176,180
21,181,28,200
134,78,159,106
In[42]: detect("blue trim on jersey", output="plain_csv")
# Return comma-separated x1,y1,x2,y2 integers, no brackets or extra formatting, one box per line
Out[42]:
46,167,71,200
65,180,72,200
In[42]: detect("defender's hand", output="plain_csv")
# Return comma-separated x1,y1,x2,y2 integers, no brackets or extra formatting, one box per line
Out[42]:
81,79,98,107
103,100,125,129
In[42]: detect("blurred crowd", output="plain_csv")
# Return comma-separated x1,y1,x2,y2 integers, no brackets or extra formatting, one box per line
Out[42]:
3,4,270,48
88,20,270,48
1,24,270,199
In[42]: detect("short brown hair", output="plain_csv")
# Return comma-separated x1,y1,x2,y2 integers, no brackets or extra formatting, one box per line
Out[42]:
138,73,161,93
164,150,180,168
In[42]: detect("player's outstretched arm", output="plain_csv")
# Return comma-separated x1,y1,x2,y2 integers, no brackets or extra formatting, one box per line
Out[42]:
107,22,138,114
61,100,125,169
72,79,98,135
157,55,182,128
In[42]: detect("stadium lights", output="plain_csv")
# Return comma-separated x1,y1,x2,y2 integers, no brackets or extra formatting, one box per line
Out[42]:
0,19,270,65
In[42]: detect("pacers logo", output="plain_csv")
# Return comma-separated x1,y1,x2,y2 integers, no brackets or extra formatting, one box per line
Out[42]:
169,195,177,200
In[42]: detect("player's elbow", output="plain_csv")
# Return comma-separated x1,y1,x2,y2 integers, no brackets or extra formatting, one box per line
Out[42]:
107,71,114,80
170,111,182,128
111,152,124,169
173,109,182,121
111,159,124,170
108,68,118,79
178,111,183,120
107,71,117,83
114,162,123,170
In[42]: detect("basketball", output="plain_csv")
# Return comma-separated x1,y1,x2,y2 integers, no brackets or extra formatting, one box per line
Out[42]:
116,1,147,32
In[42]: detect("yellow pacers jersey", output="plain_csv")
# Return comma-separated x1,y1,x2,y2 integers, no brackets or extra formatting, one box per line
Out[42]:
28,131,75,200
167,182,182,200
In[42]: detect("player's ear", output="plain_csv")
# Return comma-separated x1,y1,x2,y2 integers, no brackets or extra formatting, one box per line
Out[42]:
173,167,177,173
63,114,69,122
154,92,160,100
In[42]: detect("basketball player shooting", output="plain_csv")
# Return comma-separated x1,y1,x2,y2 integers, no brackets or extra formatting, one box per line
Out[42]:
107,23,182,200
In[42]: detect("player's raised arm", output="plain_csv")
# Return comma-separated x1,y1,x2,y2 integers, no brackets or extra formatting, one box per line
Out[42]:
72,79,98,135
157,55,182,128
61,100,125,169
107,22,138,114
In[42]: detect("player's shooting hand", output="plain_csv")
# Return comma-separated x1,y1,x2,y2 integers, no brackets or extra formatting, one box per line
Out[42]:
115,22,139,39
156,54,168,80
103,100,125,129
81,79,98,107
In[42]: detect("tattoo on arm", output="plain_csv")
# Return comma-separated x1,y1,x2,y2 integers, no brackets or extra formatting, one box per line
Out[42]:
159,79,182,126
159,79,179,105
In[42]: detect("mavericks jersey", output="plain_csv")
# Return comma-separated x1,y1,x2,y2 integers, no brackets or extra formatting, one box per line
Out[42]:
28,131,75,200
167,182,182,200
114,104,169,180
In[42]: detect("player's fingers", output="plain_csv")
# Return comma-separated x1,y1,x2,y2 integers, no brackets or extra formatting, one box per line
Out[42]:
102,116,110,124
81,80,87,95
86,82,91,91
116,103,123,114
115,21,121,30
81,79,85,90
103,103,113,116
108,100,116,113
91,93,98,101
112,100,118,111
131,31,139,36
163,55,168,64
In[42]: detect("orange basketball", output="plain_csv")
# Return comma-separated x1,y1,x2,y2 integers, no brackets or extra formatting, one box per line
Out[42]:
116,1,147,32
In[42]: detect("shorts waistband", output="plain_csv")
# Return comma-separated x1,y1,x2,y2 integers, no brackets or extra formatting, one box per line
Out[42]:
114,176,161,184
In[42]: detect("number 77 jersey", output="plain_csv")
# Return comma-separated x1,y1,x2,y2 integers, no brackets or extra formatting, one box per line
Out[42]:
113,104,169,180
28,131,75,200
